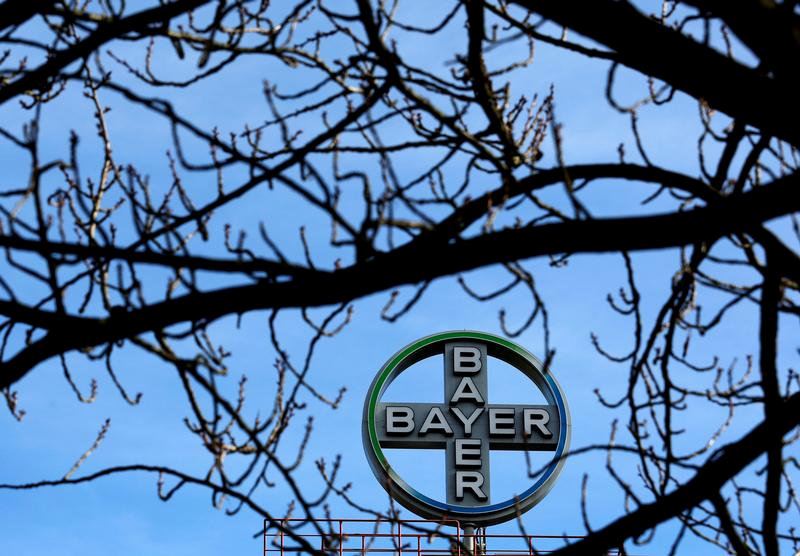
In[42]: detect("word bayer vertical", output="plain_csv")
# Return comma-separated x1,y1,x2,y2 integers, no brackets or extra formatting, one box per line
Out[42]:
444,343,491,505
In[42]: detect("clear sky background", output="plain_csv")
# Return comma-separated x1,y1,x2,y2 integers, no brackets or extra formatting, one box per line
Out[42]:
1,2,795,555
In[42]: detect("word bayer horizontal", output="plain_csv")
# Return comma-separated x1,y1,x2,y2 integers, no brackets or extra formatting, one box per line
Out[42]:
375,402,559,450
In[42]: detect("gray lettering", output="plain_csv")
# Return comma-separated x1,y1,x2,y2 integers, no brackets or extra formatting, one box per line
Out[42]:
419,407,453,435
455,439,482,467
386,406,414,434
489,407,515,435
450,376,485,404
450,407,483,436
455,471,487,499
523,408,552,437
453,347,482,374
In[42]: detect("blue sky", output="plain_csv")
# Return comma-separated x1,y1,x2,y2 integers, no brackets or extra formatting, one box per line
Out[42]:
1,2,796,555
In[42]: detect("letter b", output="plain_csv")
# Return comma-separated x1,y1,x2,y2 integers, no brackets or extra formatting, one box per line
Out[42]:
453,347,482,374
386,406,414,434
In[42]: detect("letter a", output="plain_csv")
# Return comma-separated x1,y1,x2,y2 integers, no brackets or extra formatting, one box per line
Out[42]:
450,376,485,404
419,407,453,435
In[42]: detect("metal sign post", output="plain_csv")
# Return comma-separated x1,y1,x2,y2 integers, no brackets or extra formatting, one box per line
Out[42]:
362,331,571,529
463,524,474,555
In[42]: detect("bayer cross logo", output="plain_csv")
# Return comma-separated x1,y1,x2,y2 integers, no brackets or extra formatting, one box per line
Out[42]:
377,343,558,504
363,332,571,526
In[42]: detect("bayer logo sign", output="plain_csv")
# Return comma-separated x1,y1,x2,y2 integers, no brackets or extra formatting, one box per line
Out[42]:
362,331,571,526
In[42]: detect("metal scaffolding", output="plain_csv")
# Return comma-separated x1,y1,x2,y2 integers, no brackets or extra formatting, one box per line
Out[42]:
264,519,627,556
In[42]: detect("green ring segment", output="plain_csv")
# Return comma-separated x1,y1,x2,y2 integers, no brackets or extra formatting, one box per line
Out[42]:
362,331,571,526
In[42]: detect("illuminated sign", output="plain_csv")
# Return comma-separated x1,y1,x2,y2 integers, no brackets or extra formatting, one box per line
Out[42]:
362,331,570,526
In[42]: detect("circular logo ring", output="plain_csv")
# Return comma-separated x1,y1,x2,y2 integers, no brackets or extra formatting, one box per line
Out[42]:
362,331,571,526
